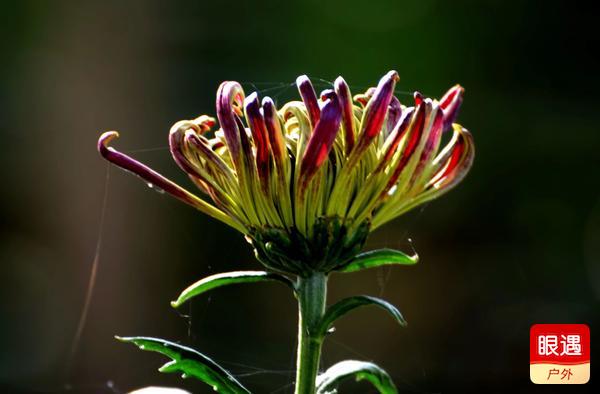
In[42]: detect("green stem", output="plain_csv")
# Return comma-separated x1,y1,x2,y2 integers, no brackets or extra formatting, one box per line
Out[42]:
295,272,328,394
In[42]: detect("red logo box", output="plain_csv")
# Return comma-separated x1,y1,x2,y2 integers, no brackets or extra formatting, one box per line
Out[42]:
530,324,590,384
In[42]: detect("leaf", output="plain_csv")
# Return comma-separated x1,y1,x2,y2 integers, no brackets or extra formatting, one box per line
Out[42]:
318,295,406,337
117,336,250,394
338,248,418,273
316,360,398,394
171,270,294,308
129,388,190,394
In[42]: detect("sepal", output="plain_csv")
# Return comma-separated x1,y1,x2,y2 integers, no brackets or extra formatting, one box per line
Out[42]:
247,216,370,276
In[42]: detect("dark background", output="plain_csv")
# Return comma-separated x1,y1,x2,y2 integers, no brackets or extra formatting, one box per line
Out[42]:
1,1,598,393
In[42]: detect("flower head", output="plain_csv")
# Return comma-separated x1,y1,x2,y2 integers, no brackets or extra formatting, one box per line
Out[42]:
98,71,474,275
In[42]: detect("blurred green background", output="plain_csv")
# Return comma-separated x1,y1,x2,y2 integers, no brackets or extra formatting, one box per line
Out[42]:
1,0,598,393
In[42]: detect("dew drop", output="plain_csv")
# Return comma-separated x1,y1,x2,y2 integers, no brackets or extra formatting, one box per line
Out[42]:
147,182,165,194
327,326,336,334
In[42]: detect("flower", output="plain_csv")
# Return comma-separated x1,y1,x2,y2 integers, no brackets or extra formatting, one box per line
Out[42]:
98,70,474,275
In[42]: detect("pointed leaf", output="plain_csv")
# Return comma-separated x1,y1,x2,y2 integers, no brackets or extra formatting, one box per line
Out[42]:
338,248,418,273
318,295,405,337
117,336,250,394
171,270,294,308
316,360,397,394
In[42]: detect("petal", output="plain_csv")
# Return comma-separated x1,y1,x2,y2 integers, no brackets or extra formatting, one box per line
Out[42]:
372,124,473,229
377,107,414,171
385,102,426,189
299,90,342,190
386,96,403,136
216,81,245,167
353,87,376,107
428,124,474,190
353,70,399,157
281,101,313,161
244,92,271,188
262,97,286,165
234,114,256,179
97,131,244,232
408,102,444,185
190,115,216,134
413,91,424,105
184,131,234,182
169,121,205,180
334,76,355,154
296,75,320,127
440,84,464,132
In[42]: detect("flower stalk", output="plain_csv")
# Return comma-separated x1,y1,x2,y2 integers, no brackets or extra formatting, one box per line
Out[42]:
295,272,328,394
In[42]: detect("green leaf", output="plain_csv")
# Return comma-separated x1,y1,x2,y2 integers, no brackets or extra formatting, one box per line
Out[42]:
117,336,250,394
318,295,406,337
338,248,418,273
171,270,294,308
316,360,398,394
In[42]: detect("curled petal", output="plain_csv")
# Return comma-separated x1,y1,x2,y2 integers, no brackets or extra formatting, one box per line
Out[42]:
209,137,224,150
262,97,286,164
354,88,376,107
216,81,245,168
234,115,256,179
354,70,399,156
281,101,313,159
97,132,243,232
429,124,474,190
385,103,426,189
421,104,444,160
413,91,424,106
170,123,234,195
296,75,321,127
381,124,474,223
410,102,444,183
190,115,216,133
372,123,473,229
169,121,204,180
299,91,342,190
377,107,414,171
244,92,271,188
440,84,464,132
334,76,355,154
185,131,234,182
386,96,402,136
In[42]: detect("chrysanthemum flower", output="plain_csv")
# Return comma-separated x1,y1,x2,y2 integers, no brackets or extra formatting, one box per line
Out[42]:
98,70,473,276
